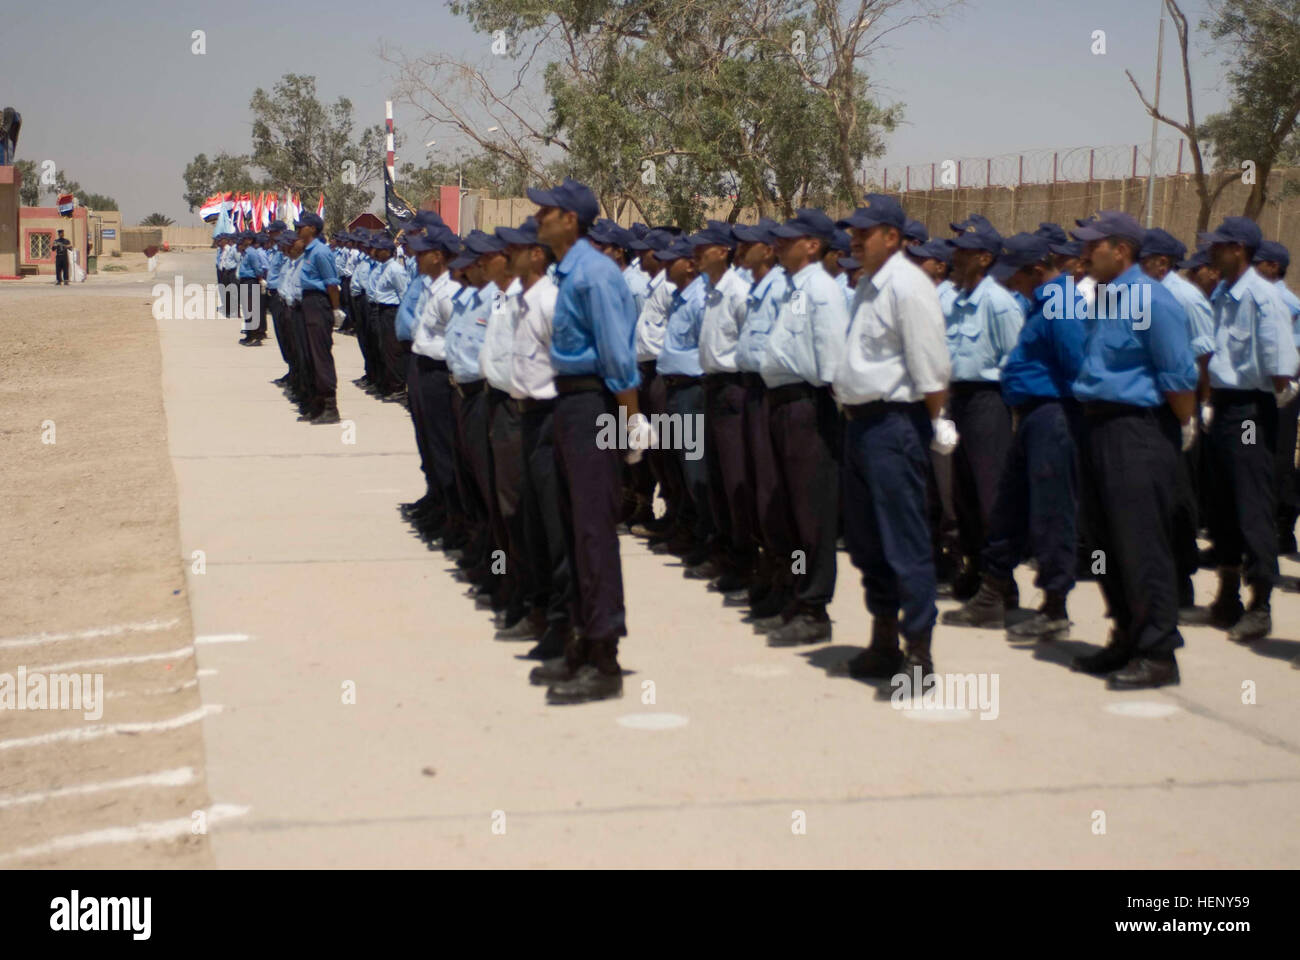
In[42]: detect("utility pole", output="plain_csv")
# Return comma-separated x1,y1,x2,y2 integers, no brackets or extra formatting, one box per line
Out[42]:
1144,1,1166,228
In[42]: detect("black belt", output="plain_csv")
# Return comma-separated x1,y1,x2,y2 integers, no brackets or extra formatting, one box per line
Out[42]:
662,374,700,389
1082,400,1153,420
452,378,485,398
767,382,821,407
844,400,922,421
950,380,1002,395
303,289,329,299
555,375,606,394
637,360,658,381
740,372,765,390
705,372,743,386
516,396,555,414
1211,388,1272,404
1012,396,1062,417
415,356,448,372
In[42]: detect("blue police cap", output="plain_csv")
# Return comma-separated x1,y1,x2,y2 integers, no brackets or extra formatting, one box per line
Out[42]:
526,177,600,227
296,211,324,232
1252,240,1289,268
1140,228,1187,262
632,228,677,254
277,230,298,248
950,213,993,234
731,217,780,244
838,194,906,231
496,216,541,247
1199,216,1264,251
1049,239,1083,258
1179,246,1213,270
830,229,851,254
838,256,862,271
630,223,650,239
1072,210,1143,246
656,238,695,262
951,224,1004,253
688,220,736,249
1034,222,1069,245
903,219,929,243
268,220,287,232
371,234,396,252
464,229,507,256
772,208,837,243
990,233,1051,281
588,218,624,246
906,238,955,265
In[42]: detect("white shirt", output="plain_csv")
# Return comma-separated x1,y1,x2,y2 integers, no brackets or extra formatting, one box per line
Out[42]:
411,270,461,361
698,266,749,374
481,277,522,394
636,270,673,361
512,275,559,400
833,250,951,405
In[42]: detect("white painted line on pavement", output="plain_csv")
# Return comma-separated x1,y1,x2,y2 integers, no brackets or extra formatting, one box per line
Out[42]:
33,647,194,673
1105,701,1181,718
617,713,689,730
0,704,222,752
197,668,218,677
0,618,181,651
195,633,251,645
0,803,250,862
104,679,199,699
0,767,196,810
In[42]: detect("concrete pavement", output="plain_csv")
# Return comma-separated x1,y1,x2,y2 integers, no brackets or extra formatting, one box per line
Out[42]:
154,250,1300,867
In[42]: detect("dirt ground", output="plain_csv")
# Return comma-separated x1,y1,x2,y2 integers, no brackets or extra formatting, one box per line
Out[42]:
0,287,213,867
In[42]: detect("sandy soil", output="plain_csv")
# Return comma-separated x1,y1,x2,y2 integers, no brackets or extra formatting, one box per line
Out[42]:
0,288,213,868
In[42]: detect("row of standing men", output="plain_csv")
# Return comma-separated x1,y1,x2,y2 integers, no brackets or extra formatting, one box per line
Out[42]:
218,184,1300,703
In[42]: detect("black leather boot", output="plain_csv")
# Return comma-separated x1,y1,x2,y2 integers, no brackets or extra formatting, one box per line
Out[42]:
1228,582,1272,644
546,639,623,704
1208,566,1245,629
1006,590,1070,642
902,626,934,678
942,575,1009,628
841,617,904,679
1071,626,1135,676
311,398,341,424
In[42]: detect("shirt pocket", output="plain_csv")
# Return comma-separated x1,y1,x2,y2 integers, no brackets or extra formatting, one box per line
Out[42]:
956,314,983,339
1100,320,1141,361
1225,315,1254,367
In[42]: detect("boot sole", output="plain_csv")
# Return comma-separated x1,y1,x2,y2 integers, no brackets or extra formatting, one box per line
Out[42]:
941,614,1005,629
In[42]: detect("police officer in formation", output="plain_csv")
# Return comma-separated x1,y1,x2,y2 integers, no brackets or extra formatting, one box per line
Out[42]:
233,184,1300,696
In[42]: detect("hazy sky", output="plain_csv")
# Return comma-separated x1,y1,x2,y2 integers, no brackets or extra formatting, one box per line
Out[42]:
3,0,1229,224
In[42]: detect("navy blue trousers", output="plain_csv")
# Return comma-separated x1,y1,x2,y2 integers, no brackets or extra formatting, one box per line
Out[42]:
841,403,937,640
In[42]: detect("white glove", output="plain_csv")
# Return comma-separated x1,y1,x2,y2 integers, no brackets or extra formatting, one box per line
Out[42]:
1275,379,1299,408
259,279,267,293
1200,402,1214,432
1180,419,1196,452
625,412,658,464
930,417,958,455
332,309,346,327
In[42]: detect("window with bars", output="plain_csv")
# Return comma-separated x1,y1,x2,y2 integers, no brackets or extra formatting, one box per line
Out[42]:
28,231,52,261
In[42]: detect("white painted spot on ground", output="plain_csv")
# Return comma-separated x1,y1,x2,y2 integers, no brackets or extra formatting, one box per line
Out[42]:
0,618,181,650
34,646,194,673
617,713,689,730
0,803,249,862
900,707,976,722
0,704,222,752
1105,701,1181,718
196,668,218,677
731,664,790,678
0,768,196,810
195,633,251,645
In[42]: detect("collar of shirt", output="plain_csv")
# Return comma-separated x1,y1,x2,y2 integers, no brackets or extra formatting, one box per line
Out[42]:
790,261,824,289
522,273,556,312
554,237,595,283
864,250,908,293
955,273,996,308
750,265,786,303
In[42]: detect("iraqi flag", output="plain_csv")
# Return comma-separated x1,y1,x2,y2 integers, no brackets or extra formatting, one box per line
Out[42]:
252,193,264,231
266,193,278,225
200,193,225,221
239,193,253,229
316,192,325,219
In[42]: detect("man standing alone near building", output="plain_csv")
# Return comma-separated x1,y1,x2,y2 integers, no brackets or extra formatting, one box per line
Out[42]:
53,229,72,285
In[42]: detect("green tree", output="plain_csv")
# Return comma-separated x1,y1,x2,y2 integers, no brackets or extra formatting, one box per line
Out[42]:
1200,0,1300,218
182,152,266,212
51,170,117,210
140,212,176,226
14,158,40,206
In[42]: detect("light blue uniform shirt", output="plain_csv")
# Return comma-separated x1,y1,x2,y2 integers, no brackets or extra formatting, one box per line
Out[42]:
760,261,850,389
551,238,640,393
299,237,340,293
337,248,355,278
445,281,497,384
836,271,853,310
1161,269,1215,358
280,256,303,305
352,259,373,299
623,262,652,317
394,267,426,342
236,246,267,279
736,266,789,374
1275,279,1300,340
944,274,1025,382
936,278,958,316
656,275,707,377
1073,263,1198,406
369,257,409,307
265,248,286,290
1208,266,1299,391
